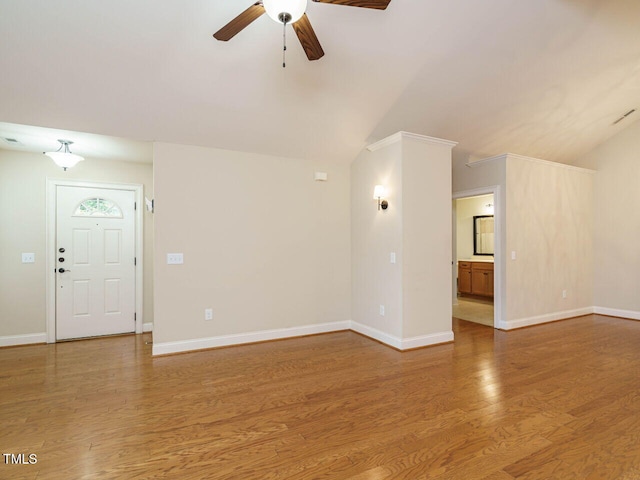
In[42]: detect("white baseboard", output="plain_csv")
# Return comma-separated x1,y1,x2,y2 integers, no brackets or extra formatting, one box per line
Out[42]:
143,322,153,332
350,322,454,350
498,307,594,330
401,331,455,349
0,333,47,348
152,320,351,356
350,322,404,349
593,306,640,321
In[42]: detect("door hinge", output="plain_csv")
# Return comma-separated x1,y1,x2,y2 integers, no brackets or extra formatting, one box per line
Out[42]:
134,313,137,321
134,202,137,210
134,257,137,266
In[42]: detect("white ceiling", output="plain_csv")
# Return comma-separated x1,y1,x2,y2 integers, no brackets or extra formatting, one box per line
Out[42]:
0,0,639,165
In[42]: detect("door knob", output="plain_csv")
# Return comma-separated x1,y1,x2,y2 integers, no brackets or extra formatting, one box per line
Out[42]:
58,268,71,273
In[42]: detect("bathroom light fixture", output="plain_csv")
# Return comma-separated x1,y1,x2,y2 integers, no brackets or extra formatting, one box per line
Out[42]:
44,140,84,171
373,185,388,211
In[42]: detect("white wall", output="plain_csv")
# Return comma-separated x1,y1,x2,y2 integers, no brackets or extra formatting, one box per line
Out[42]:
575,119,640,318
0,150,154,343
152,142,351,354
351,132,456,348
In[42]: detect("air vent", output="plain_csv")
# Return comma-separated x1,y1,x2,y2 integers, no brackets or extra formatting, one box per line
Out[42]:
2,137,23,146
612,109,636,125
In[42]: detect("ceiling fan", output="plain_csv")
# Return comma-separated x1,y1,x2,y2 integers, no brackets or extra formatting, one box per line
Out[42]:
213,0,391,64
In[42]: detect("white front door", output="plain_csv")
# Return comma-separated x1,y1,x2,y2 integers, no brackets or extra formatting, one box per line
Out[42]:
56,186,136,340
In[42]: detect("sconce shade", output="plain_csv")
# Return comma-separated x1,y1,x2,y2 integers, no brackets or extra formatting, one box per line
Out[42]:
373,185,386,199
44,140,84,171
263,0,307,23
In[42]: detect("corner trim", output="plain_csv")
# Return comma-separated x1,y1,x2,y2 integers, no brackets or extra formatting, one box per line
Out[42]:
0,333,47,348
152,321,351,356
367,131,457,152
498,307,594,330
593,306,640,321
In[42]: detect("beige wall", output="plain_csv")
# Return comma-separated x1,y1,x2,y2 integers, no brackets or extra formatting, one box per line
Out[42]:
453,153,594,329
575,119,640,316
401,138,454,339
505,156,594,325
152,142,351,351
351,133,455,347
351,141,403,338
0,150,154,339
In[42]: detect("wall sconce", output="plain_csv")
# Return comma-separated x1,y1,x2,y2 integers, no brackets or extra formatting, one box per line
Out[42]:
373,185,388,211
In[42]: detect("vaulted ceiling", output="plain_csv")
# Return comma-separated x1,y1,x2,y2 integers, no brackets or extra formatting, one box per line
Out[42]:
1,0,639,164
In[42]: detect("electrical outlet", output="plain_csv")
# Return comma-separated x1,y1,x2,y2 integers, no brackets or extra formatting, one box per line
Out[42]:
562,290,567,299
390,252,396,264
379,305,385,316
167,253,184,265
205,308,213,321
22,253,35,263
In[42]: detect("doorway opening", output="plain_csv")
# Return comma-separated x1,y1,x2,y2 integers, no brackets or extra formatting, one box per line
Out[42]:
452,187,501,328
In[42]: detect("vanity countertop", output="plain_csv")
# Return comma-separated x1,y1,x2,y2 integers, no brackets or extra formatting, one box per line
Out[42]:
459,258,494,263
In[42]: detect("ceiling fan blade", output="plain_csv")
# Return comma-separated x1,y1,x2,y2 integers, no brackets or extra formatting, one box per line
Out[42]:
213,3,265,41
292,14,325,61
312,0,391,10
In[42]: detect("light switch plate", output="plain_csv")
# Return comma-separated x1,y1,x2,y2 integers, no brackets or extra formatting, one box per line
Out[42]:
390,252,396,264
22,253,35,263
167,253,184,265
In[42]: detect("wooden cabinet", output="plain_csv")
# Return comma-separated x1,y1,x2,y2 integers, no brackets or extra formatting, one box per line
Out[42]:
458,261,493,297
458,262,472,295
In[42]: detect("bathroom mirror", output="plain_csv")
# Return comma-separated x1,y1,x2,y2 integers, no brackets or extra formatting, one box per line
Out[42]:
473,215,494,256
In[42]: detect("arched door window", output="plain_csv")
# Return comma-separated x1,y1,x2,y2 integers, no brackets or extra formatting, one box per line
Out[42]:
73,198,123,218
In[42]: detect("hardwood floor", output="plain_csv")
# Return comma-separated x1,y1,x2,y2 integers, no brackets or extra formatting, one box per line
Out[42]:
1,315,640,479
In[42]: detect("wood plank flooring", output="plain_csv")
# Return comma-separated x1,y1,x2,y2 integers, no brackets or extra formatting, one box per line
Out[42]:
1,315,639,479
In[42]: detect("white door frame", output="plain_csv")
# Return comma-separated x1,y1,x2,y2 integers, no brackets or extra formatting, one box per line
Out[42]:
452,185,502,329
46,179,144,343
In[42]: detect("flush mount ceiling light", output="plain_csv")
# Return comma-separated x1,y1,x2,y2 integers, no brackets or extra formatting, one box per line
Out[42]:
44,140,84,171
213,0,391,66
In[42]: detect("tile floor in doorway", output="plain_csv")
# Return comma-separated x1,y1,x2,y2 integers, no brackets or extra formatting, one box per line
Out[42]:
453,296,494,326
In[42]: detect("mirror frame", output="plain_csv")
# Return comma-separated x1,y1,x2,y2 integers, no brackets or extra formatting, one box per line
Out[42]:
473,215,494,256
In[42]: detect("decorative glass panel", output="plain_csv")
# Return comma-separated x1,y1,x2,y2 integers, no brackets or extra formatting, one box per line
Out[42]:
74,198,123,218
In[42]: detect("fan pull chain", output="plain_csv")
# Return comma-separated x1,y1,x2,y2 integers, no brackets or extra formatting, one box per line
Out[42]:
282,20,287,68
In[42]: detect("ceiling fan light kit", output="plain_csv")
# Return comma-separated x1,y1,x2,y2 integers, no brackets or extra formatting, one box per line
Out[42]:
263,0,306,24
213,0,391,65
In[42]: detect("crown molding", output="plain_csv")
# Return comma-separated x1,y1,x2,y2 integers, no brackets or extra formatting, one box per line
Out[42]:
366,131,457,152
467,153,595,174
